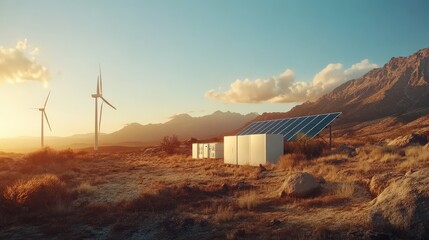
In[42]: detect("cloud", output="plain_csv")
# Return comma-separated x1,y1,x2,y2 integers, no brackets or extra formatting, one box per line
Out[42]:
0,39,50,86
205,59,378,103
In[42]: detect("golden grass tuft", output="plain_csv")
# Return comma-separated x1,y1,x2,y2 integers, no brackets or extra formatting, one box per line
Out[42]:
74,181,96,195
399,146,429,170
20,147,77,174
2,174,70,211
237,191,260,210
295,182,355,208
214,205,235,223
277,153,306,171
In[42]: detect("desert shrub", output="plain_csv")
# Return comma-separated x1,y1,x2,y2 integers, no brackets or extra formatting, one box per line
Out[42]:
335,182,355,198
237,191,260,210
20,147,76,173
74,182,96,195
160,135,181,154
214,205,235,223
277,153,306,170
284,137,326,159
2,174,70,211
399,146,429,170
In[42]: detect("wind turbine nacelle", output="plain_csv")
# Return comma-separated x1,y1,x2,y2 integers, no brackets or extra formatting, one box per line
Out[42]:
91,94,100,98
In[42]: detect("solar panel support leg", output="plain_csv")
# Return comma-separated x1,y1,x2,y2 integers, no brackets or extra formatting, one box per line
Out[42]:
329,125,332,150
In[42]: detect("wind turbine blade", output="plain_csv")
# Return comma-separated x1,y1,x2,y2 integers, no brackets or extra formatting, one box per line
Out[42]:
43,91,51,108
99,65,103,94
99,101,103,132
44,111,52,131
97,76,100,95
100,96,116,110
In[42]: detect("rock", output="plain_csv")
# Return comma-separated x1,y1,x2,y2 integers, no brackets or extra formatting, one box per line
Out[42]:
270,219,282,226
387,133,428,148
365,230,394,240
279,172,320,198
333,144,357,157
235,181,251,190
368,168,429,239
369,172,402,196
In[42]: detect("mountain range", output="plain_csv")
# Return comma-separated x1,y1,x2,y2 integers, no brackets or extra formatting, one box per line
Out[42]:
250,47,429,141
0,111,258,152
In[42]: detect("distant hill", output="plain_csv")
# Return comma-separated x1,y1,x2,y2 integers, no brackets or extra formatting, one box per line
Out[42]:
103,111,258,143
0,111,258,152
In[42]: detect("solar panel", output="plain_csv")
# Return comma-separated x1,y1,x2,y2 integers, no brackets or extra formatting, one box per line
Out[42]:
237,112,341,141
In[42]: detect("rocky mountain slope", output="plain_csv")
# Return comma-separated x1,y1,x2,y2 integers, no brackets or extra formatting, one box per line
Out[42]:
257,47,429,126
252,48,429,141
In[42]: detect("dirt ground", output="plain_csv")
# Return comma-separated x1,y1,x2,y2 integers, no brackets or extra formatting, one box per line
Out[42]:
0,145,425,239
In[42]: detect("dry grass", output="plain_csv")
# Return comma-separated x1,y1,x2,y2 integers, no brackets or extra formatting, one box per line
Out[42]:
237,191,260,210
214,205,235,223
277,153,306,171
295,182,355,208
19,147,78,174
2,174,71,211
74,182,96,195
399,146,429,170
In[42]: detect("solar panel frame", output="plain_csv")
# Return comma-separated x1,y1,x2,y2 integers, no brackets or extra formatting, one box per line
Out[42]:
250,120,270,134
255,119,280,134
237,122,259,135
265,119,285,134
285,115,319,141
294,114,328,139
304,113,340,138
278,116,307,138
237,112,341,141
239,121,265,135
270,118,293,134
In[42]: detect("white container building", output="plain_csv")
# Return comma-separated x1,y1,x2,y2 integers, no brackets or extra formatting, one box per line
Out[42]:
224,134,284,166
224,136,238,164
203,144,209,158
192,143,199,159
209,143,224,159
249,134,284,166
198,144,205,159
237,135,251,165
192,142,224,159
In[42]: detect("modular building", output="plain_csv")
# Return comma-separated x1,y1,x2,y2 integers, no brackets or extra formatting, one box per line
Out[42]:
192,142,224,159
192,143,199,159
223,134,283,166
209,143,224,159
224,136,238,164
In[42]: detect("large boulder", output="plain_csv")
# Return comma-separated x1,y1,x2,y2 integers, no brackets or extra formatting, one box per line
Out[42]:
387,133,428,148
369,172,402,196
368,168,429,239
279,172,319,198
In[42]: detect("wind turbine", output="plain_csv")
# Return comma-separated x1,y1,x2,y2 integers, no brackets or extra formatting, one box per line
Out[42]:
91,66,116,150
34,91,52,148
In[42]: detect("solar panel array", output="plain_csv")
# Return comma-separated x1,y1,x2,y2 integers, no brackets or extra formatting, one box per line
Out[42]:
237,112,341,141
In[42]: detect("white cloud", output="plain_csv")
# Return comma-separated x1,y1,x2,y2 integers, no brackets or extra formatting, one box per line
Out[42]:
0,39,50,85
205,59,378,103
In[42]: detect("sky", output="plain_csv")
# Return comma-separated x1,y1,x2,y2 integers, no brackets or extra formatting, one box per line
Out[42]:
0,0,428,138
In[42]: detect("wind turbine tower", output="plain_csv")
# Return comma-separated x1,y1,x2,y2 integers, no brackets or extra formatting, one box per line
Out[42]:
91,67,116,150
35,91,52,148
